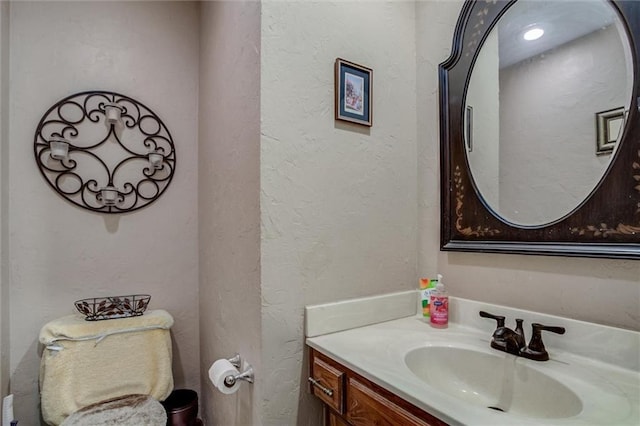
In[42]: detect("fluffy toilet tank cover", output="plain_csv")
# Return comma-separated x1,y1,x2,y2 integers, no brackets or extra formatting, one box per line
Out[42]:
39,310,174,426
39,309,174,344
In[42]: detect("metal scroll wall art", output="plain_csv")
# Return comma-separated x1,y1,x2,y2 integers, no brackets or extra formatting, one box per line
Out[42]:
34,91,176,213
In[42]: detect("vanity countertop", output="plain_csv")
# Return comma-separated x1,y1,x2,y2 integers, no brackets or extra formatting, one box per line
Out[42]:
305,294,640,426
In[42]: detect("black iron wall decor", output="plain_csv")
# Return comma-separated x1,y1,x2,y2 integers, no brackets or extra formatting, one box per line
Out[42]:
34,91,176,213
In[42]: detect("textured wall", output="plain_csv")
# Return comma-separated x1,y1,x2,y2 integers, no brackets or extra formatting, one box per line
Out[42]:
198,1,262,425
8,2,200,423
260,1,418,423
417,0,640,331
0,0,9,403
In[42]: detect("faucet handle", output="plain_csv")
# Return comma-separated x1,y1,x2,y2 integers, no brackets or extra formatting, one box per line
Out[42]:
479,311,505,327
533,323,565,335
521,323,566,361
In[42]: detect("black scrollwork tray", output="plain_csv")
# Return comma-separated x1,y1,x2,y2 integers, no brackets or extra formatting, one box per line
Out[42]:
74,295,151,321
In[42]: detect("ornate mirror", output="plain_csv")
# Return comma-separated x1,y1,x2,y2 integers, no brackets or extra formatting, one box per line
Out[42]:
440,0,640,258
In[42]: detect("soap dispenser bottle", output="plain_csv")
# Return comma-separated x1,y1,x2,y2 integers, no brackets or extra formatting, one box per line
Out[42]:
430,274,449,328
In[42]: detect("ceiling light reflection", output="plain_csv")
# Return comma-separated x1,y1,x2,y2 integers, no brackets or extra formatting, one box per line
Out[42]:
524,27,544,41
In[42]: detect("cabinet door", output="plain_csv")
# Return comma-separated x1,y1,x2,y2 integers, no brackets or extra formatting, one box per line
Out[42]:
346,378,436,426
326,410,350,426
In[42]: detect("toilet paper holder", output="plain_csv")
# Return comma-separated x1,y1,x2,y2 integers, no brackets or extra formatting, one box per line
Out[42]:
223,354,254,388
227,354,242,369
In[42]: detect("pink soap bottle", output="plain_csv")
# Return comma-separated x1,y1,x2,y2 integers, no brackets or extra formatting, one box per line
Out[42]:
430,274,448,328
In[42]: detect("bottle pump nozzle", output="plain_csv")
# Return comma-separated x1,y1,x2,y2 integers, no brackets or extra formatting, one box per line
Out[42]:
436,274,444,291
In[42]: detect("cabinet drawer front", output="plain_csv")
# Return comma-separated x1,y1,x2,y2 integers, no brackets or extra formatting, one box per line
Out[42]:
347,378,434,426
311,356,345,413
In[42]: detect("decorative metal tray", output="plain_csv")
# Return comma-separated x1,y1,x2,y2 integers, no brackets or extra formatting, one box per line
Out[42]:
74,295,151,321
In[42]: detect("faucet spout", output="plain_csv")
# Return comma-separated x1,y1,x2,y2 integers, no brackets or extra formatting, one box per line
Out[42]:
480,311,526,355
491,327,523,355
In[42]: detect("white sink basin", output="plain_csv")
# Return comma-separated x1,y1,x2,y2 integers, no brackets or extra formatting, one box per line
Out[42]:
405,346,583,420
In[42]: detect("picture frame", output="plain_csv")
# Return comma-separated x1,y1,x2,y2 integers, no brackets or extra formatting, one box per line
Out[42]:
595,107,626,155
335,58,372,127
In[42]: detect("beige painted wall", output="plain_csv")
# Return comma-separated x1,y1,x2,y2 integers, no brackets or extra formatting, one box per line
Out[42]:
260,1,418,423
417,0,640,332
0,0,9,403
8,2,200,423
198,1,262,425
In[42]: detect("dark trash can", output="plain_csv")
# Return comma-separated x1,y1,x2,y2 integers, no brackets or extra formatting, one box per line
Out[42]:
162,389,202,426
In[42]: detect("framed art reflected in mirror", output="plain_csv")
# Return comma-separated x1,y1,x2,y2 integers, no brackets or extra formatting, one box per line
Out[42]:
596,107,626,155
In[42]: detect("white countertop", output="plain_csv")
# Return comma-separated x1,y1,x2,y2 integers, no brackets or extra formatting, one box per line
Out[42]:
305,294,640,426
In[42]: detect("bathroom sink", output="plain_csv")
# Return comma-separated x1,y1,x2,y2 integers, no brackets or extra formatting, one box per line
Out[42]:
404,346,583,420
308,297,639,425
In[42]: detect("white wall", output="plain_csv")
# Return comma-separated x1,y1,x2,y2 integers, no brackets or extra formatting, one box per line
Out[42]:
260,1,418,423
417,0,640,332
8,2,200,422
198,1,262,425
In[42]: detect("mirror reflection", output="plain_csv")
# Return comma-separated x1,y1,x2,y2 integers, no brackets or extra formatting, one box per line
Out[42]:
465,0,633,226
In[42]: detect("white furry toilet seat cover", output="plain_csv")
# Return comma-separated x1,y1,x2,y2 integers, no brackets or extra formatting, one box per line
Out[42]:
60,394,167,426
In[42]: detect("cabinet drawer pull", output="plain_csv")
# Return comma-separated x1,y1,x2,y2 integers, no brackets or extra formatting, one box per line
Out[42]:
308,377,334,396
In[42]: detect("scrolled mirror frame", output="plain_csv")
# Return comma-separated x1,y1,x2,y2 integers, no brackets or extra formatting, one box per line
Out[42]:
440,0,640,259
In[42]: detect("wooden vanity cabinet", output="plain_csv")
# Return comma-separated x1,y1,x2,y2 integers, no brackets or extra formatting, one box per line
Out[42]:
308,348,448,426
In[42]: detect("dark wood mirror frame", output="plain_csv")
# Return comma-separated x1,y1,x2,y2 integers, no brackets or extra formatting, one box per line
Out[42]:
440,0,640,259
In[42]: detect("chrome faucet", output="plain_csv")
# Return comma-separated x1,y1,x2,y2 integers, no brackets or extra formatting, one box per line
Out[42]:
479,311,565,361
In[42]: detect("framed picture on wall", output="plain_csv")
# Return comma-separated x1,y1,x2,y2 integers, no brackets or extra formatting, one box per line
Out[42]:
335,58,372,127
595,106,626,155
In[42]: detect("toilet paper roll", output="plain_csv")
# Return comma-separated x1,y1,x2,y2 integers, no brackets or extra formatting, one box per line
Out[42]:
209,359,241,395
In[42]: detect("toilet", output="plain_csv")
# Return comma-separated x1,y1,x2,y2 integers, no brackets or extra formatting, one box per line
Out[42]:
39,310,174,425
